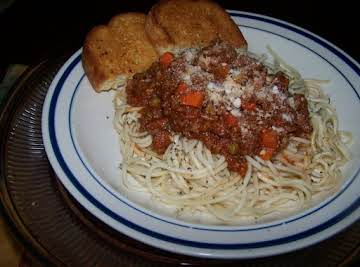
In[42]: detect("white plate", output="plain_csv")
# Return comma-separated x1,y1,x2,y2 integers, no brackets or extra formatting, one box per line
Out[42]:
41,11,360,259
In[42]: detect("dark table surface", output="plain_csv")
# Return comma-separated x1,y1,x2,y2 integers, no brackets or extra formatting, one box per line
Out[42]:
1,0,359,73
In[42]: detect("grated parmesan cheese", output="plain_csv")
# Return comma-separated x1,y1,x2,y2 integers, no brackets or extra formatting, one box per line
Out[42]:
272,126,284,133
282,113,292,122
233,97,241,108
272,85,279,94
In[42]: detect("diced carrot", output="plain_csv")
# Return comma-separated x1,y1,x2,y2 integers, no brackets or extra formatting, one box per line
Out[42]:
177,82,188,94
159,52,174,66
239,165,247,177
259,129,279,160
260,129,279,150
242,102,257,111
224,113,238,127
180,91,204,107
260,148,274,160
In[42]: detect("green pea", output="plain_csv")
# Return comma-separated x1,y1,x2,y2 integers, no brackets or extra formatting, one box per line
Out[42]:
150,96,161,107
228,143,239,155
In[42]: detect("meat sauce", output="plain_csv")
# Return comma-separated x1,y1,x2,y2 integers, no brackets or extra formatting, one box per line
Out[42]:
126,39,312,176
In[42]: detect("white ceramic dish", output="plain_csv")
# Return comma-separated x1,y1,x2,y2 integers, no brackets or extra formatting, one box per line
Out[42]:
41,11,360,259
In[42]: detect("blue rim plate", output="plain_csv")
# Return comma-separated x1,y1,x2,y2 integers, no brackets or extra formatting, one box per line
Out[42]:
41,11,360,259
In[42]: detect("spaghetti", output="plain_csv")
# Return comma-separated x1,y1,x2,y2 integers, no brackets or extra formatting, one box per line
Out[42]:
113,43,351,224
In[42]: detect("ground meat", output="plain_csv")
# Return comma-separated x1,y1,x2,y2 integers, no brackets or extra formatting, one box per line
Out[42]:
195,39,237,81
226,156,248,176
234,54,256,68
271,72,290,92
233,62,267,89
239,131,261,156
293,94,313,135
200,132,224,155
126,64,160,107
152,131,172,154
125,40,313,176
141,117,168,133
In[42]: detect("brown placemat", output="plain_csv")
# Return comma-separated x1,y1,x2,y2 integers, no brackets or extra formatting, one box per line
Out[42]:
0,56,359,267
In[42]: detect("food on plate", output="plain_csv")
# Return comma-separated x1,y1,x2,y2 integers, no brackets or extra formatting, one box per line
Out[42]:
82,13,158,92
145,0,247,53
81,0,351,224
113,39,351,224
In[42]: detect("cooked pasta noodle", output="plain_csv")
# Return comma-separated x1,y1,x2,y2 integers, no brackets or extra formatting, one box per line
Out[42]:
112,48,352,224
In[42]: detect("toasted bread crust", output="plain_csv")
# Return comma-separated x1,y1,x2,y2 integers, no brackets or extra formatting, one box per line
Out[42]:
145,0,247,53
82,13,158,92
